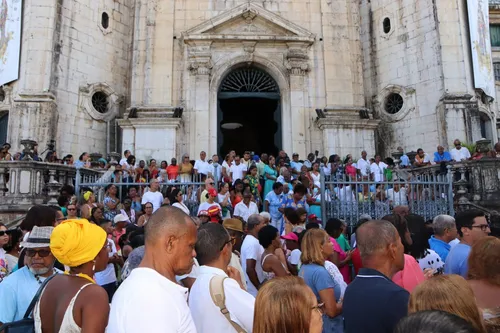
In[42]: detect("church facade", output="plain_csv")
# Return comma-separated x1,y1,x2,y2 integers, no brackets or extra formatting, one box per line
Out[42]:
0,0,498,161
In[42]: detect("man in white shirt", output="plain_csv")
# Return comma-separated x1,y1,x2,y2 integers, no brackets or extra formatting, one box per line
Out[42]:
141,179,165,212
234,191,259,222
194,151,210,177
240,214,266,297
385,183,408,206
108,207,198,333
356,150,370,177
450,139,471,162
370,155,387,182
230,155,247,184
241,151,252,169
119,150,131,167
189,223,255,333
207,154,222,182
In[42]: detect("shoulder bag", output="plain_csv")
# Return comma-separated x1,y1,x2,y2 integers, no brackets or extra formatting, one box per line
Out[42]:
0,274,56,333
209,275,246,333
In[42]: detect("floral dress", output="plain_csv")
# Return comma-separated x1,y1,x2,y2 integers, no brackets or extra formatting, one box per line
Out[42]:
245,175,259,198
104,196,119,221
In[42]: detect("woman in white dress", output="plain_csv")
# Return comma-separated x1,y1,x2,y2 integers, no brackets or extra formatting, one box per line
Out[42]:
170,188,191,215
217,182,232,219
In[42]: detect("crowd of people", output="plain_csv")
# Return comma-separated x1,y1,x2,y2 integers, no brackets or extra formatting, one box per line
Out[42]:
0,198,498,332
0,143,499,332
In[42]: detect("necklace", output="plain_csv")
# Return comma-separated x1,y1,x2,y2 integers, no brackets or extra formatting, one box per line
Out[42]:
34,269,57,285
64,271,96,284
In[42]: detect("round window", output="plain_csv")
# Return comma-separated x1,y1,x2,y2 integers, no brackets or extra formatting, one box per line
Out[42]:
91,91,109,113
384,93,404,114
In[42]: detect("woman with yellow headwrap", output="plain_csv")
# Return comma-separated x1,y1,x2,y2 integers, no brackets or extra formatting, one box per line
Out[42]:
80,190,97,220
33,219,110,333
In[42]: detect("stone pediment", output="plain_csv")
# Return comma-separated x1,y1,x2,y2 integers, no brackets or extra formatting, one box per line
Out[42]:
182,3,315,44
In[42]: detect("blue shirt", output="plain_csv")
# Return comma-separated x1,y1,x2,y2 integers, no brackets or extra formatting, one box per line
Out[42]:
428,236,451,262
434,151,452,163
444,243,471,278
0,267,48,322
400,155,410,167
265,191,283,221
300,263,343,333
344,268,409,333
280,193,308,212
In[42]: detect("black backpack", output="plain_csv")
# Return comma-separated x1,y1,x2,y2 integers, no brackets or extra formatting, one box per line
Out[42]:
0,274,56,333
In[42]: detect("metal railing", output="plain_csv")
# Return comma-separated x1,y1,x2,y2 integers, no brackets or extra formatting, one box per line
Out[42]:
319,167,455,228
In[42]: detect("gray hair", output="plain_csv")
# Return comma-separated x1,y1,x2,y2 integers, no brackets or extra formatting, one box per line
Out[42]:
259,212,271,221
432,215,456,236
247,214,263,231
357,220,398,258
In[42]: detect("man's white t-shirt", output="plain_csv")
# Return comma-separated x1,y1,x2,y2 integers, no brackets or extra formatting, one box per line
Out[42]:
234,201,259,222
194,159,210,175
95,239,117,286
197,202,222,216
230,164,247,184
386,188,409,206
370,162,387,182
108,268,196,333
450,147,471,162
356,158,370,177
240,235,264,297
141,191,163,212
188,266,255,333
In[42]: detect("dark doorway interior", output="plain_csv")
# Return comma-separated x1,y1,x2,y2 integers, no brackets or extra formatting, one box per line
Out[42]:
219,97,280,157
0,113,8,145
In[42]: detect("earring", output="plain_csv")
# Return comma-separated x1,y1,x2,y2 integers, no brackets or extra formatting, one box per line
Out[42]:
92,260,96,272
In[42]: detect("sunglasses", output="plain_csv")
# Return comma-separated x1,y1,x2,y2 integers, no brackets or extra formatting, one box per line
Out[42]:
209,182,215,185
25,249,51,258
0,231,7,236
219,237,236,251
68,208,76,211
312,303,325,315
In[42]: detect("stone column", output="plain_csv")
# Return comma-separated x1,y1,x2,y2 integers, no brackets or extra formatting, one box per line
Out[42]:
285,43,310,157
187,42,213,156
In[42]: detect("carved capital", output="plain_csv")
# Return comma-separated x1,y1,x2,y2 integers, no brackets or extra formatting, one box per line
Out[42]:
187,42,213,76
285,42,309,75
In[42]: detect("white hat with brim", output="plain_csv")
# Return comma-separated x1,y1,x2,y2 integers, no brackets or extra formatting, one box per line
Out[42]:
20,226,54,249
113,214,130,224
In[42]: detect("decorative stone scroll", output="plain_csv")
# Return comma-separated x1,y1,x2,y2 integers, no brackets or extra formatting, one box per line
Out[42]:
285,42,310,75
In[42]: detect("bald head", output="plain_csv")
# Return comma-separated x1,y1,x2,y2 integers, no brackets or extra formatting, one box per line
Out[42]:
145,206,195,245
357,220,398,258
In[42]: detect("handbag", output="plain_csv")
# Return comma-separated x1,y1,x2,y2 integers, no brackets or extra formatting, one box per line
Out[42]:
0,274,56,333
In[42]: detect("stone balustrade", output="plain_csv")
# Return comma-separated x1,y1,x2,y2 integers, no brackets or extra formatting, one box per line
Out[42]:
0,161,104,224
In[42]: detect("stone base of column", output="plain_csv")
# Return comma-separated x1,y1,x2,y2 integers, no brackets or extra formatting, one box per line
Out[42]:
117,106,183,161
317,107,380,158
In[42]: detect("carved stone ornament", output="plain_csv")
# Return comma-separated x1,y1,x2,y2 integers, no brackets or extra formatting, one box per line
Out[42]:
242,8,258,24
285,43,309,75
187,43,213,75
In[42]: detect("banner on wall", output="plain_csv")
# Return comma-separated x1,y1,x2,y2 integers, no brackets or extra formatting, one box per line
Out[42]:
467,0,496,100
0,0,22,86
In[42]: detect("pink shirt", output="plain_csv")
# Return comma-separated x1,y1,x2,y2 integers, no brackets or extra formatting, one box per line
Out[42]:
330,237,351,284
392,254,426,292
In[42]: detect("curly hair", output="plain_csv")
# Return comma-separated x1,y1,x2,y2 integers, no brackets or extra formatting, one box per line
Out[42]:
467,236,500,287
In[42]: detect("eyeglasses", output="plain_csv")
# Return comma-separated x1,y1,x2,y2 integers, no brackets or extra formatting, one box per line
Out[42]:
219,237,236,251
25,249,51,258
471,224,490,232
0,231,6,236
312,303,325,315
67,208,76,211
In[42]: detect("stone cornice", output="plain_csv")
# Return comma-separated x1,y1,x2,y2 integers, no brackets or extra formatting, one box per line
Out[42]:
316,107,380,130
117,117,182,129
14,92,56,103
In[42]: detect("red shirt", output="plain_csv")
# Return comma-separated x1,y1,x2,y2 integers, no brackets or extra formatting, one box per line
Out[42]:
166,165,179,180
351,248,363,276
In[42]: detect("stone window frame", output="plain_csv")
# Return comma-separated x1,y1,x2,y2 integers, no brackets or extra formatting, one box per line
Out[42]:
493,60,500,82
374,85,416,123
79,83,121,121
97,5,112,35
380,13,395,39
0,85,13,109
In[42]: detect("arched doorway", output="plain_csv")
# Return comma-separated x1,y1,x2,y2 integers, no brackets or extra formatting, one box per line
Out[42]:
217,66,282,156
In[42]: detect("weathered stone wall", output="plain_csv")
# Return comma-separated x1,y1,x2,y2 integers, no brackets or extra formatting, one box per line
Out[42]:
6,0,134,157
360,0,491,157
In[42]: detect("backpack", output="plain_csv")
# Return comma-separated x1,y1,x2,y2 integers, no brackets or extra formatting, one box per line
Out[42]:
0,274,56,333
209,275,246,333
